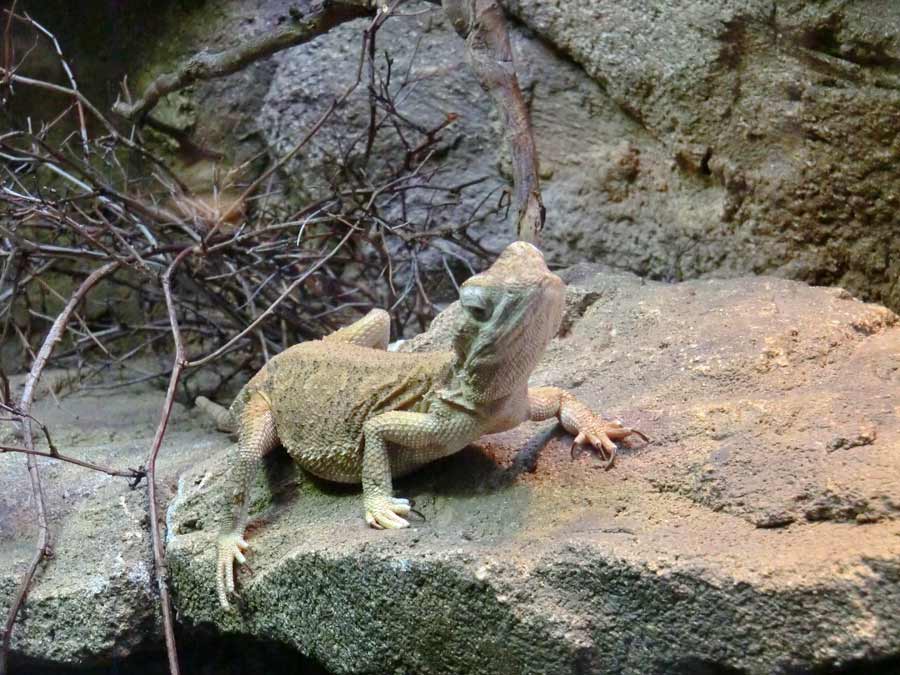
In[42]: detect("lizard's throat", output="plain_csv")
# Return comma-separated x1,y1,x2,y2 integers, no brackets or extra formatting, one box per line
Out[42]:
450,287,563,402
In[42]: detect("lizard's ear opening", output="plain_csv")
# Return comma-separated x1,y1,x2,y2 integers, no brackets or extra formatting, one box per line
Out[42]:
460,285,493,322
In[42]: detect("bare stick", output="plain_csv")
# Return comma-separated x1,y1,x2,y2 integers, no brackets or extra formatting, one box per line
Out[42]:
0,445,145,485
190,228,355,367
0,71,189,193
112,0,378,121
143,246,197,675
213,1,403,230
212,97,340,235
442,0,544,243
22,12,90,155
0,261,119,675
0,403,59,455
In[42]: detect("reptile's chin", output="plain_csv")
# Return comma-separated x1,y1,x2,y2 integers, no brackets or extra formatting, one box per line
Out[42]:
452,242,565,399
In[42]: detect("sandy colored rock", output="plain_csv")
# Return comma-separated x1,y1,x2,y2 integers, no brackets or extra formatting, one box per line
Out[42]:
3,268,899,672
162,268,900,674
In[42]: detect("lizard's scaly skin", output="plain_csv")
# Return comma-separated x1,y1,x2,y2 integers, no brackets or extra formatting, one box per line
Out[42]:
322,307,391,350
205,243,647,609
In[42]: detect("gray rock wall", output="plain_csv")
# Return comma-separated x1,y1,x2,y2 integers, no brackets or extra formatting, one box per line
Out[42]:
504,0,900,307
17,0,900,310
255,1,900,308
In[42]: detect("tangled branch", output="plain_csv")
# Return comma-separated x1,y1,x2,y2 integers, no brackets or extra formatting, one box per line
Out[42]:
0,1,543,672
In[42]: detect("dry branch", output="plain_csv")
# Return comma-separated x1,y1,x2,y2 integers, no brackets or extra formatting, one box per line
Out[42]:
0,262,119,675
0,444,144,484
442,0,544,243
112,0,378,121
110,0,543,241
142,246,196,675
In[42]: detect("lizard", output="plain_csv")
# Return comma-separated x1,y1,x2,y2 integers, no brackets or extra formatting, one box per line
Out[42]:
196,241,647,609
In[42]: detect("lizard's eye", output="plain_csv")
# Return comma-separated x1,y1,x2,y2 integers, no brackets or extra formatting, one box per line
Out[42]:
460,285,493,322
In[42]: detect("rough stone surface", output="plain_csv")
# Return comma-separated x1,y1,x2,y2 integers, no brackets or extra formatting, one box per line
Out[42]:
0,374,209,666
256,1,900,309
3,270,900,672
503,0,900,310
22,1,900,310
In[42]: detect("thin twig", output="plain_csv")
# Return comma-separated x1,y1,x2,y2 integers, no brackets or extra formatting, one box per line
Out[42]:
22,12,90,156
144,246,196,675
111,0,377,121
189,228,355,367
0,261,119,675
0,444,145,485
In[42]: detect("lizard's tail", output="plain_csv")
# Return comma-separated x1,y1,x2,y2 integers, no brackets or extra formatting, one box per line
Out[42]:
196,396,237,434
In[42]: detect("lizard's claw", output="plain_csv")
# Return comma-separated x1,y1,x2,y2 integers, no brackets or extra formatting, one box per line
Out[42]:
571,431,618,469
217,531,249,610
570,422,649,471
365,497,411,530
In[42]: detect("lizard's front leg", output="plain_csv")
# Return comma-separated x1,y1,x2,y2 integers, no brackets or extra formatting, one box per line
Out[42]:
361,410,478,528
528,387,648,470
323,308,390,349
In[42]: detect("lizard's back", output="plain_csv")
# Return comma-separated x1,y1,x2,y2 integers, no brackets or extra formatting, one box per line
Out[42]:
250,341,454,483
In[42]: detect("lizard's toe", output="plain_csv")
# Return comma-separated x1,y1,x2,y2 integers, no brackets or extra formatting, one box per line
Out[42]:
389,497,411,516
571,421,649,470
216,532,249,610
365,497,411,529
603,420,650,444
571,430,618,469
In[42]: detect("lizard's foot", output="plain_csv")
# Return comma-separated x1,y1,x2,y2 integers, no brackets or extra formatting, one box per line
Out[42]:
365,496,411,529
570,422,649,471
216,531,249,610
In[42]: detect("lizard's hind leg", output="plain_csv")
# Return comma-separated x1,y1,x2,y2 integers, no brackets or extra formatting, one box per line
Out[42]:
216,391,279,609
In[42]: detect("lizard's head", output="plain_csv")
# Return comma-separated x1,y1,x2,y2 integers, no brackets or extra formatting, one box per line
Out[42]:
453,241,565,400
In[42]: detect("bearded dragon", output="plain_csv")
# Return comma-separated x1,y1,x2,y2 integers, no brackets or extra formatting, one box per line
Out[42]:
196,242,646,609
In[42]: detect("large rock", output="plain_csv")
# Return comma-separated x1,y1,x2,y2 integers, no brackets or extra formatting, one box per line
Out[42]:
503,0,900,310
3,268,899,672
164,268,900,675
